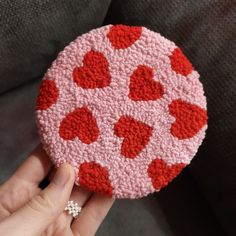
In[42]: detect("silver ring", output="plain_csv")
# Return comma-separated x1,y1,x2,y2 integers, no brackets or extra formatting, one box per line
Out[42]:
64,200,82,218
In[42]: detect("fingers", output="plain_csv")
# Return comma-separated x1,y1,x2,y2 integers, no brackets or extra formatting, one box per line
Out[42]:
0,145,52,218
70,186,92,210
0,164,75,236
63,186,92,224
11,144,53,186
72,194,115,236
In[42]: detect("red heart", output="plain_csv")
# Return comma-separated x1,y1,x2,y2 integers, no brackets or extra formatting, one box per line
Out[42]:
79,161,113,196
169,99,208,139
36,79,58,110
114,116,153,159
73,50,111,89
107,24,142,49
169,48,193,76
59,107,99,144
129,65,164,101
148,158,186,190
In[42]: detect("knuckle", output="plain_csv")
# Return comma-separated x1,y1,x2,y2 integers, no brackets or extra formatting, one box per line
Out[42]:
27,191,54,214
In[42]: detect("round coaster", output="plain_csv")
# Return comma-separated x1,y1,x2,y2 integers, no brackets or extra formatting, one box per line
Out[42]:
35,25,208,199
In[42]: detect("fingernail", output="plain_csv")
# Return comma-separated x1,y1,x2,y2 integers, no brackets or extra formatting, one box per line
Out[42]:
53,164,72,187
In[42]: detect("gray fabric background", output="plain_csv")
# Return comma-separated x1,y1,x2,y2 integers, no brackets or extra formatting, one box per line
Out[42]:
0,0,235,235
0,0,112,93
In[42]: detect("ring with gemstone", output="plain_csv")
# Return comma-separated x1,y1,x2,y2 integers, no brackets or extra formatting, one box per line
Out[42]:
64,200,82,218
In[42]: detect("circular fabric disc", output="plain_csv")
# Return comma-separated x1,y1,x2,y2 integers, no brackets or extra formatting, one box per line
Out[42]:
35,25,208,199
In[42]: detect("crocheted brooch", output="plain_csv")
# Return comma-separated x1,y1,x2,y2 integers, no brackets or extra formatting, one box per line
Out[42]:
35,25,208,199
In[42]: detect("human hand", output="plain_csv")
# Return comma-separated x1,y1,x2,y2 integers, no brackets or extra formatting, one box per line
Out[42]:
0,145,114,236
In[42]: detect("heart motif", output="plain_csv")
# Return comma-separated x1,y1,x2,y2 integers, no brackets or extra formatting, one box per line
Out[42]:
59,107,99,144
107,24,142,49
114,116,153,158
79,161,113,196
36,79,58,110
148,158,186,190
129,65,164,101
169,48,193,76
169,99,208,139
73,50,111,89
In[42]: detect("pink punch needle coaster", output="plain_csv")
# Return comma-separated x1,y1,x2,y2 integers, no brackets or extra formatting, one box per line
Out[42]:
35,25,208,199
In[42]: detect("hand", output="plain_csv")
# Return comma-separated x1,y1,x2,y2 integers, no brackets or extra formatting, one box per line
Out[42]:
0,145,114,236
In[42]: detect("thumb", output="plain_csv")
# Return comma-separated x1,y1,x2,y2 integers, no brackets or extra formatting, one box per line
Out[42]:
0,163,75,236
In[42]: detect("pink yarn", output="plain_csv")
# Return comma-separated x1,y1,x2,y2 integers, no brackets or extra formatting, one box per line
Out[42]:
35,25,207,199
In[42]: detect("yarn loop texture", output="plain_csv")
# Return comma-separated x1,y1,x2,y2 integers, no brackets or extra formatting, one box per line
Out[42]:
36,24,208,199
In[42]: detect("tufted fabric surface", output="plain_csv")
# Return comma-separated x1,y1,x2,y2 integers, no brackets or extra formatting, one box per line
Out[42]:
36,25,207,198
0,0,235,235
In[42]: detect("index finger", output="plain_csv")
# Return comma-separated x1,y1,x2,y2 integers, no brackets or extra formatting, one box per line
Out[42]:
11,144,53,186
